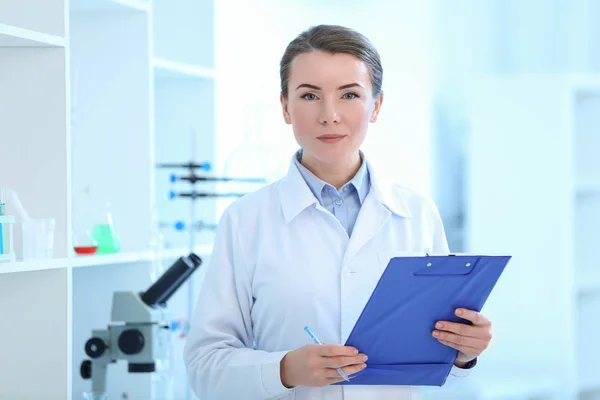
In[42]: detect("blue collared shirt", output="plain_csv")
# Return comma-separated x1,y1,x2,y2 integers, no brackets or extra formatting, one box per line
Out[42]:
293,149,370,237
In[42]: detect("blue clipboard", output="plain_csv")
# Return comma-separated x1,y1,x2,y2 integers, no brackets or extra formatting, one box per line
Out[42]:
337,254,511,386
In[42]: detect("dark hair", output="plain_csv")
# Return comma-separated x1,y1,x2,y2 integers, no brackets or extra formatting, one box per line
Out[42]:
279,24,383,99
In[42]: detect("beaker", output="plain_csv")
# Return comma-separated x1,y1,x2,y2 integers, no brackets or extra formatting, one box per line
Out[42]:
22,218,55,260
73,229,98,255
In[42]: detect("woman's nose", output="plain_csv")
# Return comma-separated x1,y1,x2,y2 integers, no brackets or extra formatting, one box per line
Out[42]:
319,101,340,125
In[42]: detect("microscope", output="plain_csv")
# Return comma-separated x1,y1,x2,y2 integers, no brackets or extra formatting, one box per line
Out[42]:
80,253,202,395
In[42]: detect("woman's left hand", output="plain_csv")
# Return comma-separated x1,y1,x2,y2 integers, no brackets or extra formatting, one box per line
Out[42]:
432,308,492,368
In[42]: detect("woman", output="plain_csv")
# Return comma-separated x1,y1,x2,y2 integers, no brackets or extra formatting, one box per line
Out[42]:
184,24,493,400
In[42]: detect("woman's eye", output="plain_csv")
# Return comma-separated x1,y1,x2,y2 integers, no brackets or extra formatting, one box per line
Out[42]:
343,92,359,100
302,93,317,101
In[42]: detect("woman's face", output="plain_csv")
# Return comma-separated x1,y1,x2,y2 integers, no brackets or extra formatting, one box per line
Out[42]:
280,50,383,166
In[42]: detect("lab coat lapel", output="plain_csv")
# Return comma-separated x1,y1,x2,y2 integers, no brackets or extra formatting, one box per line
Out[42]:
342,190,391,266
342,160,412,266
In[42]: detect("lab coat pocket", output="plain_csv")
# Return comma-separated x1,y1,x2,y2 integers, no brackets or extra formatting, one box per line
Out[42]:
345,362,452,387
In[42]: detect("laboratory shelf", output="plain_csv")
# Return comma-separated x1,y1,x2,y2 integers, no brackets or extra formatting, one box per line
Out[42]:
0,258,68,274
0,245,212,274
70,245,213,268
69,0,150,12
0,23,65,47
70,251,153,268
153,57,216,80
0,254,15,263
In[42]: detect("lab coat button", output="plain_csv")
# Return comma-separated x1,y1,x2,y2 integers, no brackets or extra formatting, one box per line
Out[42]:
334,199,343,206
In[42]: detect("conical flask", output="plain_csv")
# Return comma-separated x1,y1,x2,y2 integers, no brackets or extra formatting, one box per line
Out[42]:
91,201,120,254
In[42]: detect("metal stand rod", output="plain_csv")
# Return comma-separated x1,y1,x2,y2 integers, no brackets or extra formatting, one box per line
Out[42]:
91,360,108,394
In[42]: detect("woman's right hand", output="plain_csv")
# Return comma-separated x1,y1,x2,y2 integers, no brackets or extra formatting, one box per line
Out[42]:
280,344,368,388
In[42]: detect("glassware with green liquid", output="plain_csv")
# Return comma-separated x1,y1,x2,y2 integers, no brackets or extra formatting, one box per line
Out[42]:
92,203,120,254
92,224,120,254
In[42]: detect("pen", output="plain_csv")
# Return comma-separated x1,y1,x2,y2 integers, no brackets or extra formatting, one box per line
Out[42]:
304,325,351,382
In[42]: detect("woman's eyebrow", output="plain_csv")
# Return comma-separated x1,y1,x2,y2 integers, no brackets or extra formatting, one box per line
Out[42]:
295,83,365,91
296,83,321,90
338,83,364,90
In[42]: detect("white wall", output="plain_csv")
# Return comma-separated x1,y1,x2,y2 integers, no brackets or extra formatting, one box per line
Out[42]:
429,0,600,76
429,0,600,253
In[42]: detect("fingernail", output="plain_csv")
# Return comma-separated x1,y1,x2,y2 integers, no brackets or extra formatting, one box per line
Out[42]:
432,331,439,338
436,322,443,329
361,363,367,369
456,309,463,315
353,349,359,355
361,355,368,362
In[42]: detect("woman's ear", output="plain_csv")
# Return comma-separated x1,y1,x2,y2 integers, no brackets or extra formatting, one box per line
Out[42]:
370,91,384,123
280,93,292,124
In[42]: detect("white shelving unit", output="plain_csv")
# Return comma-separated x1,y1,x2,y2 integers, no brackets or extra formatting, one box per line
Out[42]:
70,0,151,12
153,58,216,80
0,0,71,397
572,80,600,399
0,245,213,275
462,75,600,400
0,0,216,399
0,23,65,47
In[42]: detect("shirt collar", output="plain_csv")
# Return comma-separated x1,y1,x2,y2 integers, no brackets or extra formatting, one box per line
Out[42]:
292,149,370,204
278,151,411,223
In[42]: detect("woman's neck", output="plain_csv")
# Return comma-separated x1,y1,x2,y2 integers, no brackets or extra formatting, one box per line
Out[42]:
300,151,362,190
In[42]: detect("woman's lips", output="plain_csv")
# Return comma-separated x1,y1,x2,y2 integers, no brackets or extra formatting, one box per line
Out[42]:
317,135,346,144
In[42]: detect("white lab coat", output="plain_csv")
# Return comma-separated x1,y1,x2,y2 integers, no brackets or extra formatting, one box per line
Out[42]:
184,157,472,400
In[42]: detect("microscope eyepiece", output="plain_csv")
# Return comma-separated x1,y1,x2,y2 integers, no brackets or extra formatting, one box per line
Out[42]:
140,253,202,307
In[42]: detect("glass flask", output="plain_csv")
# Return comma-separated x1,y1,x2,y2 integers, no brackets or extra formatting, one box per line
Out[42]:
91,202,120,254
